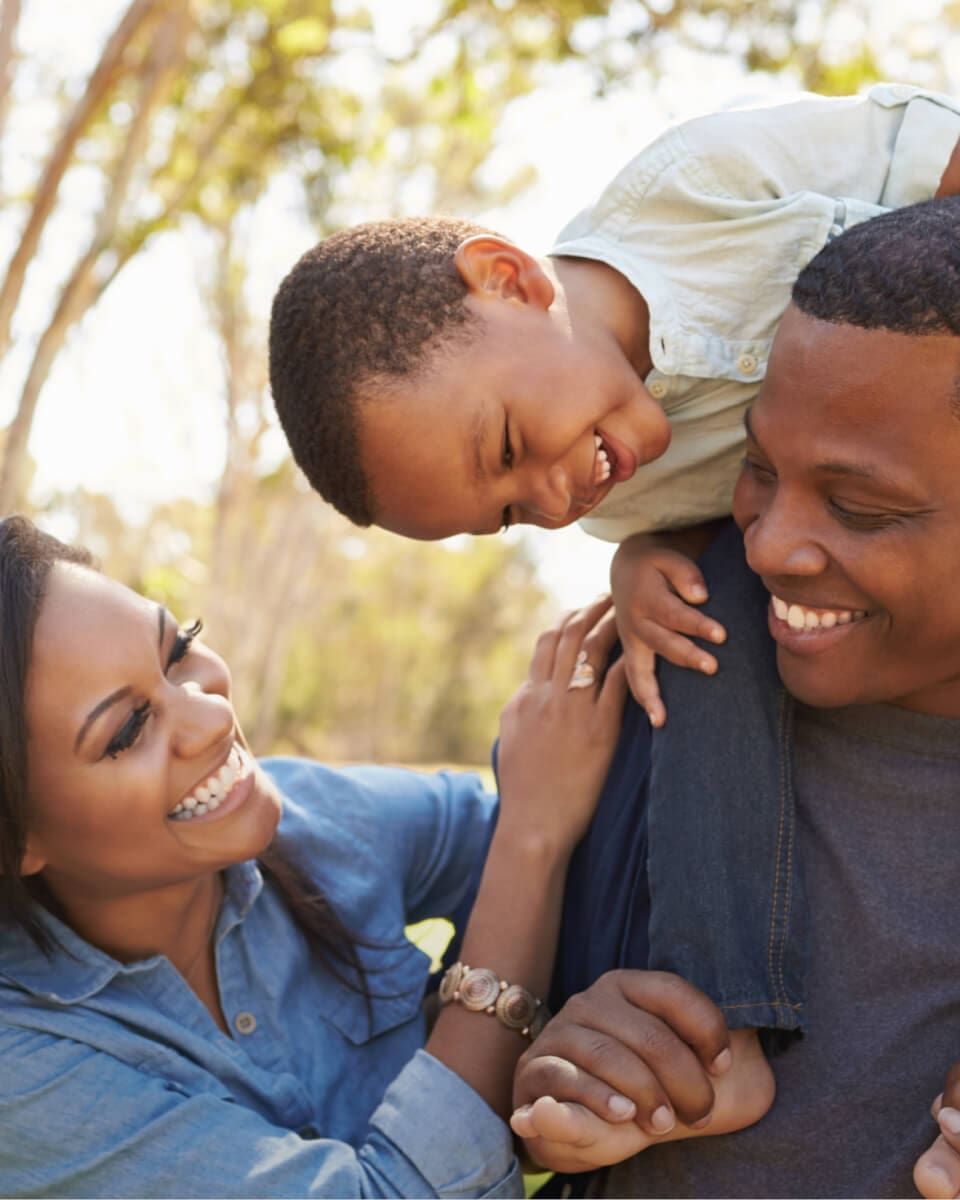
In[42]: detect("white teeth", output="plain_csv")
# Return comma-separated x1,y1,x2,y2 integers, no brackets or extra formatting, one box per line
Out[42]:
217,762,237,791
772,594,864,633
594,434,602,448
194,803,209,817
169,742,250,821
195,783,212,805
183,795,198,810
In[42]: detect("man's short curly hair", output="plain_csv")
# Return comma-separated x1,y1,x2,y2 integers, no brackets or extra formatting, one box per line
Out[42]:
792,196,960,339
269,216,495,526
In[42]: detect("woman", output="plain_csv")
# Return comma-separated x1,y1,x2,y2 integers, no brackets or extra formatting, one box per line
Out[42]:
0,514,627,1198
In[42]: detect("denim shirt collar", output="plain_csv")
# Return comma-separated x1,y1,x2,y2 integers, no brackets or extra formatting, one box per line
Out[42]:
0,859,264,1005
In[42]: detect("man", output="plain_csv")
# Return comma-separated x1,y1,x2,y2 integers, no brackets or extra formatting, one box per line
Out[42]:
515,196,960,1198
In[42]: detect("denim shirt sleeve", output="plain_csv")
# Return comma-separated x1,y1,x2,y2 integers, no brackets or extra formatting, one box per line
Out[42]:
0,1029,521,1199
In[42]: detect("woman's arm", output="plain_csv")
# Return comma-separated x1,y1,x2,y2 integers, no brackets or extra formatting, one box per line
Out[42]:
425,597,628,1121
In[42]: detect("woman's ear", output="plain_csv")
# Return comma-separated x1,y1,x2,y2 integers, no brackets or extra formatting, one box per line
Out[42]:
16,837,46,877
454,235,555,310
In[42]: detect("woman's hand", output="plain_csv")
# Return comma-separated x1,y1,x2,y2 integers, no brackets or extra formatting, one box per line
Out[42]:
495,595,627,853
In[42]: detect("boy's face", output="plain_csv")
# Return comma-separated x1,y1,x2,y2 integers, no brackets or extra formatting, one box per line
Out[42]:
358,295,671,539
732,305,960,716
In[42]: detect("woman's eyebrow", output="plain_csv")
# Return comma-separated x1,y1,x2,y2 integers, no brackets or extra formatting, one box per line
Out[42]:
74,687,133,753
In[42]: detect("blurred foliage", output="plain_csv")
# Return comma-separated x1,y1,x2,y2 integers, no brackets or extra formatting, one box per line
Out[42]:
4,0,957,759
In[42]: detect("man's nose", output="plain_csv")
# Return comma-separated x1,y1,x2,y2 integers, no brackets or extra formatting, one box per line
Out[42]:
743,495,830,579
171,681,235,758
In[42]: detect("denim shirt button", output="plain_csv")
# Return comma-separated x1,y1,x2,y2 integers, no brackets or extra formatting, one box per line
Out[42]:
234,1011,257,1035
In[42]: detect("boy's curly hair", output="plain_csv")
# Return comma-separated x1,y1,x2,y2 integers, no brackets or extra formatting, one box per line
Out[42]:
269,216,494,525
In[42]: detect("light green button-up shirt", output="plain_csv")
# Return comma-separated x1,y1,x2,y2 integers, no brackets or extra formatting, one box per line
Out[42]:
553,83,960,541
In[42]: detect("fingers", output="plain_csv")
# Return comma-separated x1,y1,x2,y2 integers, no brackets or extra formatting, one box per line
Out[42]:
627,614,720,675
515,972,729,1132
621,641,665,726
512,1099,651,1175
552,595,614,683
915,1134,960,1199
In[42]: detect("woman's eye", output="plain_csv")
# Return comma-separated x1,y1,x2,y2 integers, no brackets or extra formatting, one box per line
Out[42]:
105,702,151,760
168,618,203,668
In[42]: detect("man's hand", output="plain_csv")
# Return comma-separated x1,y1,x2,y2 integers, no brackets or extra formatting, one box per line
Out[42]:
611,533,726,727
914,1062,960,1197
511,970,731,1173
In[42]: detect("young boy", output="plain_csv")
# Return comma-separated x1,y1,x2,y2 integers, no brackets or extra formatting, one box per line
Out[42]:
269,83,960,722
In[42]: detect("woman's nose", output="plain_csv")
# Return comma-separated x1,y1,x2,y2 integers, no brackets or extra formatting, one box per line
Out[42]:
171,681,235,758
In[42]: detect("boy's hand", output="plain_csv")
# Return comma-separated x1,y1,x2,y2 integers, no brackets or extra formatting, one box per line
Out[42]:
611,533,726,726
511,969,731,1172
914,1062,960,1197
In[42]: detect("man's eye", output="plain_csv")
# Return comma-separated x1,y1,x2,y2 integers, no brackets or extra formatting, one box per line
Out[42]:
829,501,901,531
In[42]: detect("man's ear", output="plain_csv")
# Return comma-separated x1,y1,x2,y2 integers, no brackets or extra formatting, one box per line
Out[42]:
454,235,555,310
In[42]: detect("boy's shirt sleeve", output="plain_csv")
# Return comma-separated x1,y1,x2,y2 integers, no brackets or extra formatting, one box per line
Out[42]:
556,84,960,541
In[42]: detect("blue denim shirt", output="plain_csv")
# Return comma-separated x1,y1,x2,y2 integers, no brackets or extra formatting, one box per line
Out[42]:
0,758,521,1199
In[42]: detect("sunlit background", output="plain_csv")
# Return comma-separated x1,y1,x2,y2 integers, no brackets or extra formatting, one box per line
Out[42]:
1,0,957,764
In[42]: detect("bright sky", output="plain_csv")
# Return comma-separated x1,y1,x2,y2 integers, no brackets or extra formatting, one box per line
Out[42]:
1,0,952,606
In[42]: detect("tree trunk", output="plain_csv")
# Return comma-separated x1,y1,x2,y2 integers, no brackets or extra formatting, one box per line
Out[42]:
0,0,23,163
0,0,159,362
0,1,188,513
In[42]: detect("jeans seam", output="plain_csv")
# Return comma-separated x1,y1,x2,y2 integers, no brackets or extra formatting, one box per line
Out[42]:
778,691,796,1006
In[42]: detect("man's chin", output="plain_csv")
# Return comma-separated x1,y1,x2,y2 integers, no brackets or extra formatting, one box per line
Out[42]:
776,653,863,711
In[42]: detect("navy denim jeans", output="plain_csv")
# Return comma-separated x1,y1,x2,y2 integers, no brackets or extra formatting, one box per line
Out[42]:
555,519,807,1034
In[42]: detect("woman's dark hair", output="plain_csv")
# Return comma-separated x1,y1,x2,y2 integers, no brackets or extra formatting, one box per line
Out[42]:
0,516,378,1005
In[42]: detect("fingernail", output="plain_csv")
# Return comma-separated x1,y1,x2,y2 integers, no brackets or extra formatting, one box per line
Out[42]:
710,628,726,643
650,1105,675,1133
691,1113,712,1129
710,1048,732,1075
512,1105,531,1119
689,585,708,601
608,1094,636,1119
699,659,716,674
939,1106,960,1135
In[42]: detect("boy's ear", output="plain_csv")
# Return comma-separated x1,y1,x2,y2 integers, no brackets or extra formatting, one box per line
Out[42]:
454,235,555,310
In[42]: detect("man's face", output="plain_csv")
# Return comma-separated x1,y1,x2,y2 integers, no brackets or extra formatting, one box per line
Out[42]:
357,296,671,539
732,305,960,715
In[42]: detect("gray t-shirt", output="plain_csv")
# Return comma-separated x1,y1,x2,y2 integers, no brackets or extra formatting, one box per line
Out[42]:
596,702,960,1198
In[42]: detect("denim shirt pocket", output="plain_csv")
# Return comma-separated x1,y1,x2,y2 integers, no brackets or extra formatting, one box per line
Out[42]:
321,939,432,1046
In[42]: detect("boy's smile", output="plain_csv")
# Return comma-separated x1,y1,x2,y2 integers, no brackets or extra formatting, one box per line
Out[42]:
359,293,671,539
733,305,960,716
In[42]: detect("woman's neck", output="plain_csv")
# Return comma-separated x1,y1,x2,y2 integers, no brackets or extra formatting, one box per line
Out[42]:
42,869,224,976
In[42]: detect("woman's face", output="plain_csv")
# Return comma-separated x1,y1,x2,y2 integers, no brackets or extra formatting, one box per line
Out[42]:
21,563,283,904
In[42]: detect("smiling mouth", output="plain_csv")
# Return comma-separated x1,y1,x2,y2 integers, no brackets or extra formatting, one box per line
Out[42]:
168,743,253,821
593,433,616,486
770,594,868,632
